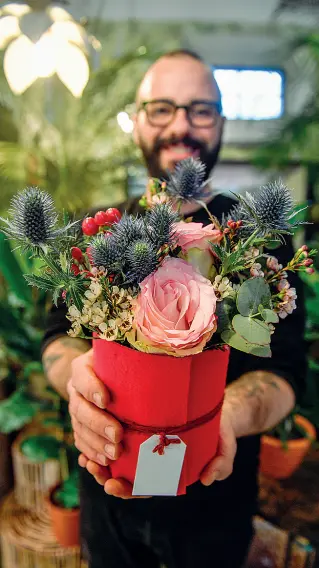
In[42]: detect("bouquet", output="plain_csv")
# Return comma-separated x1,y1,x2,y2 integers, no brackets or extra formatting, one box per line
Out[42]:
0,158,316,496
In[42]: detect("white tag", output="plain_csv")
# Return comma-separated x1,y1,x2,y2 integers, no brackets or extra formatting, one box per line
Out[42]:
132,435,186,496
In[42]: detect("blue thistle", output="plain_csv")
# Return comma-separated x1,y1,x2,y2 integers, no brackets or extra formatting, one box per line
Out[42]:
124,239,158,285
0,187,78,251
228,180,305,240
166,158,209,202
90,234,122,271
111,214,145,250
145,203,178,248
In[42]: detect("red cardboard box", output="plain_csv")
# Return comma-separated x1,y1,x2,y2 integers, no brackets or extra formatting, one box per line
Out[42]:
93,339,229,495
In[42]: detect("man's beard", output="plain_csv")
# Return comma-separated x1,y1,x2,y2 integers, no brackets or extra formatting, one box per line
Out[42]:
138,134,222,181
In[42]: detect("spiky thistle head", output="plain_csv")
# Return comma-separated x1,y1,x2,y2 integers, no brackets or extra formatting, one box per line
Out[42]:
0,187,78,251
111,213,145,251
166,158,209,202
90,234,122,272
124,239,158,285
145,203,178,248
227,180,304,240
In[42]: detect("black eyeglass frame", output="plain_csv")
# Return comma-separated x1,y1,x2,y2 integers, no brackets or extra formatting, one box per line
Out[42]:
138,99,223,127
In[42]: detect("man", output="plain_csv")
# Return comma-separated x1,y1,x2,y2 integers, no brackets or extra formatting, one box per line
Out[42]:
42,50,306,568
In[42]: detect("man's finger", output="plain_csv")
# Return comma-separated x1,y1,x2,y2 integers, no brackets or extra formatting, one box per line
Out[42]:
69,390,123,443
74,432,111,467
86,460,111,486
104,478,151,500
72,415,123,460
70,349,110,409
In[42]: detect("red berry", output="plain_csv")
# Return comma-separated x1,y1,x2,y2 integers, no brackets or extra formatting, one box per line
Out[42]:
301,245,308,252
62,290,67,300
103,208,122,225
82,217,98,236
71,263,80,275
306,267,315,274
71,247,83,262
94,211,109,226
237,220,243,227
227,220,233,228
230,222,237,230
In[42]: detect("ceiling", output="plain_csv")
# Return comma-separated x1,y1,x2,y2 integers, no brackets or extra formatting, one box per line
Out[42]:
67,0,319,28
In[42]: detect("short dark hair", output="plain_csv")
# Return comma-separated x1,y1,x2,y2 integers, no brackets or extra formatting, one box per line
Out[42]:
161,49,204,62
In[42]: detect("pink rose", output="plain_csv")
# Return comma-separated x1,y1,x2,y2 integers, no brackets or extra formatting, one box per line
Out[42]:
128,257,217,357
174,221,223,279
174,221,223,251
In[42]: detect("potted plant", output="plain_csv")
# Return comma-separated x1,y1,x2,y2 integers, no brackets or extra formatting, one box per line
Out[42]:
45,400,80,548
259,409,316,479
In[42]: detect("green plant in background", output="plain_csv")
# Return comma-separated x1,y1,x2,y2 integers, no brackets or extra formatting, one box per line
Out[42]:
267,408,316,450
0,47,160,215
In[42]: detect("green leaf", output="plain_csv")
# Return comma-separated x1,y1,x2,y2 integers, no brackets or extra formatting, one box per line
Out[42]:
0,388,42,433
232,314,271,345
53,470,79,509
0,233,32,305
221,329,272,357
260,308,279,323
237,278,271,316
20,435,61,462
215,298,235,333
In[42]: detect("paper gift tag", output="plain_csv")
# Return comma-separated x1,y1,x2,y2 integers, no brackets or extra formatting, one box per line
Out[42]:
132,435,186,496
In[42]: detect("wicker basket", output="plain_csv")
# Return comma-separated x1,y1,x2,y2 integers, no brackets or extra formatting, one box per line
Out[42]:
12,430,61,513
0,492,86,568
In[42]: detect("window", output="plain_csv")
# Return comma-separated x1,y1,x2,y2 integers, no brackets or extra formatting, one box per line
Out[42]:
214,68,285,120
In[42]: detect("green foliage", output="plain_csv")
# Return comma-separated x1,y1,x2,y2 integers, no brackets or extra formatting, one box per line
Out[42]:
20,434,61,462
232,314,271,345
221,329,271,358
0,387,42,433
53,469,80,510
236,278,271,317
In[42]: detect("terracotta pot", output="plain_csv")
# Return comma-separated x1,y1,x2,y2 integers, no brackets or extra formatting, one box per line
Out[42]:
260,415,316,479
47,484,80,547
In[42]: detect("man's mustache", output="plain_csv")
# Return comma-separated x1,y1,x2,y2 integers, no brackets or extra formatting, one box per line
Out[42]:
153,135,205,153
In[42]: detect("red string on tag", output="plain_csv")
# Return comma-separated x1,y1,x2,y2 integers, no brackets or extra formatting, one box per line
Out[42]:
119,395,224,456
152,433,181,455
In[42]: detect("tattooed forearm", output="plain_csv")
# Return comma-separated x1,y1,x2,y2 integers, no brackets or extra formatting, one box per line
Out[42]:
43,353,63,374
42,335,90,400
224,371,295,438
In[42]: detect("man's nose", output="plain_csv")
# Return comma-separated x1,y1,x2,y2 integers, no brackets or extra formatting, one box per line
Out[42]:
166,107,191,138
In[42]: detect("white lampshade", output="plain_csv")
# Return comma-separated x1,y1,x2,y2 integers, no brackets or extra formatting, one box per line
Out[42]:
51,20,86,49
1,3,30,17
0,15,19,49
4,34,37,94
33,30,58,78
56,42,89,97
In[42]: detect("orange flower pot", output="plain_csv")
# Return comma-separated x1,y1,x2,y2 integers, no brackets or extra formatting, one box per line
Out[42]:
47,485,80,548
259,415,316,479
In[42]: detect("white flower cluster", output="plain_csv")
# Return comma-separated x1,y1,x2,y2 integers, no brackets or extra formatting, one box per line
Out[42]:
67,279,136,341
276,279,297,319
213,275,237,301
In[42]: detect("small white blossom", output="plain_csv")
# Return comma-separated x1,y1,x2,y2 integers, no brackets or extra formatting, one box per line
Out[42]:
250,263,264,278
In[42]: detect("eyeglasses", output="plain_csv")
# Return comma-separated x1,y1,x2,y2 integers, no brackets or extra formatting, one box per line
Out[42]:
138,99,222,128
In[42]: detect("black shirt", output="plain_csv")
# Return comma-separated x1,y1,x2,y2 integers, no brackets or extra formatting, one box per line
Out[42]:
42,194,306,530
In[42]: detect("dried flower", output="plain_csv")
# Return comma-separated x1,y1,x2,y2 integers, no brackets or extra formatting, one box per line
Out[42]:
213,275,236,300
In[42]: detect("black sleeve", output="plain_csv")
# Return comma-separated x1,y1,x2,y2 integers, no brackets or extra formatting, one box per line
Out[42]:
242,237,307,403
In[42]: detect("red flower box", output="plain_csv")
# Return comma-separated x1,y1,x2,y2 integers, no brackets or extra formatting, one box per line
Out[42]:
93,339,229,495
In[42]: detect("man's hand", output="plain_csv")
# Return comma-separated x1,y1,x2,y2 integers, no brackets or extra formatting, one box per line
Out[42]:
68,349,124,466
78,402,237,498
200,402,237,485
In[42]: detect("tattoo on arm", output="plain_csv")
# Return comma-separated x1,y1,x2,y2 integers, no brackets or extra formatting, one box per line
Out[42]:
43,353,63,374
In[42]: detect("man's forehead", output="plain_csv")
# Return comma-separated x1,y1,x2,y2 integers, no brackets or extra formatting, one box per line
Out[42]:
137,57,219,103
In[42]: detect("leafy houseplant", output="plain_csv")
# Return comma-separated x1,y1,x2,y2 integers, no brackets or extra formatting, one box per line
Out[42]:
259,410,316,479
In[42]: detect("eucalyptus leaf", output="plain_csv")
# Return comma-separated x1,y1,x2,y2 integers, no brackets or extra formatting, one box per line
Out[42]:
20,435,61,462
215,299,235,333
237,278,271,316
232,314,271,345
221,329,271,357
260,309,279,324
